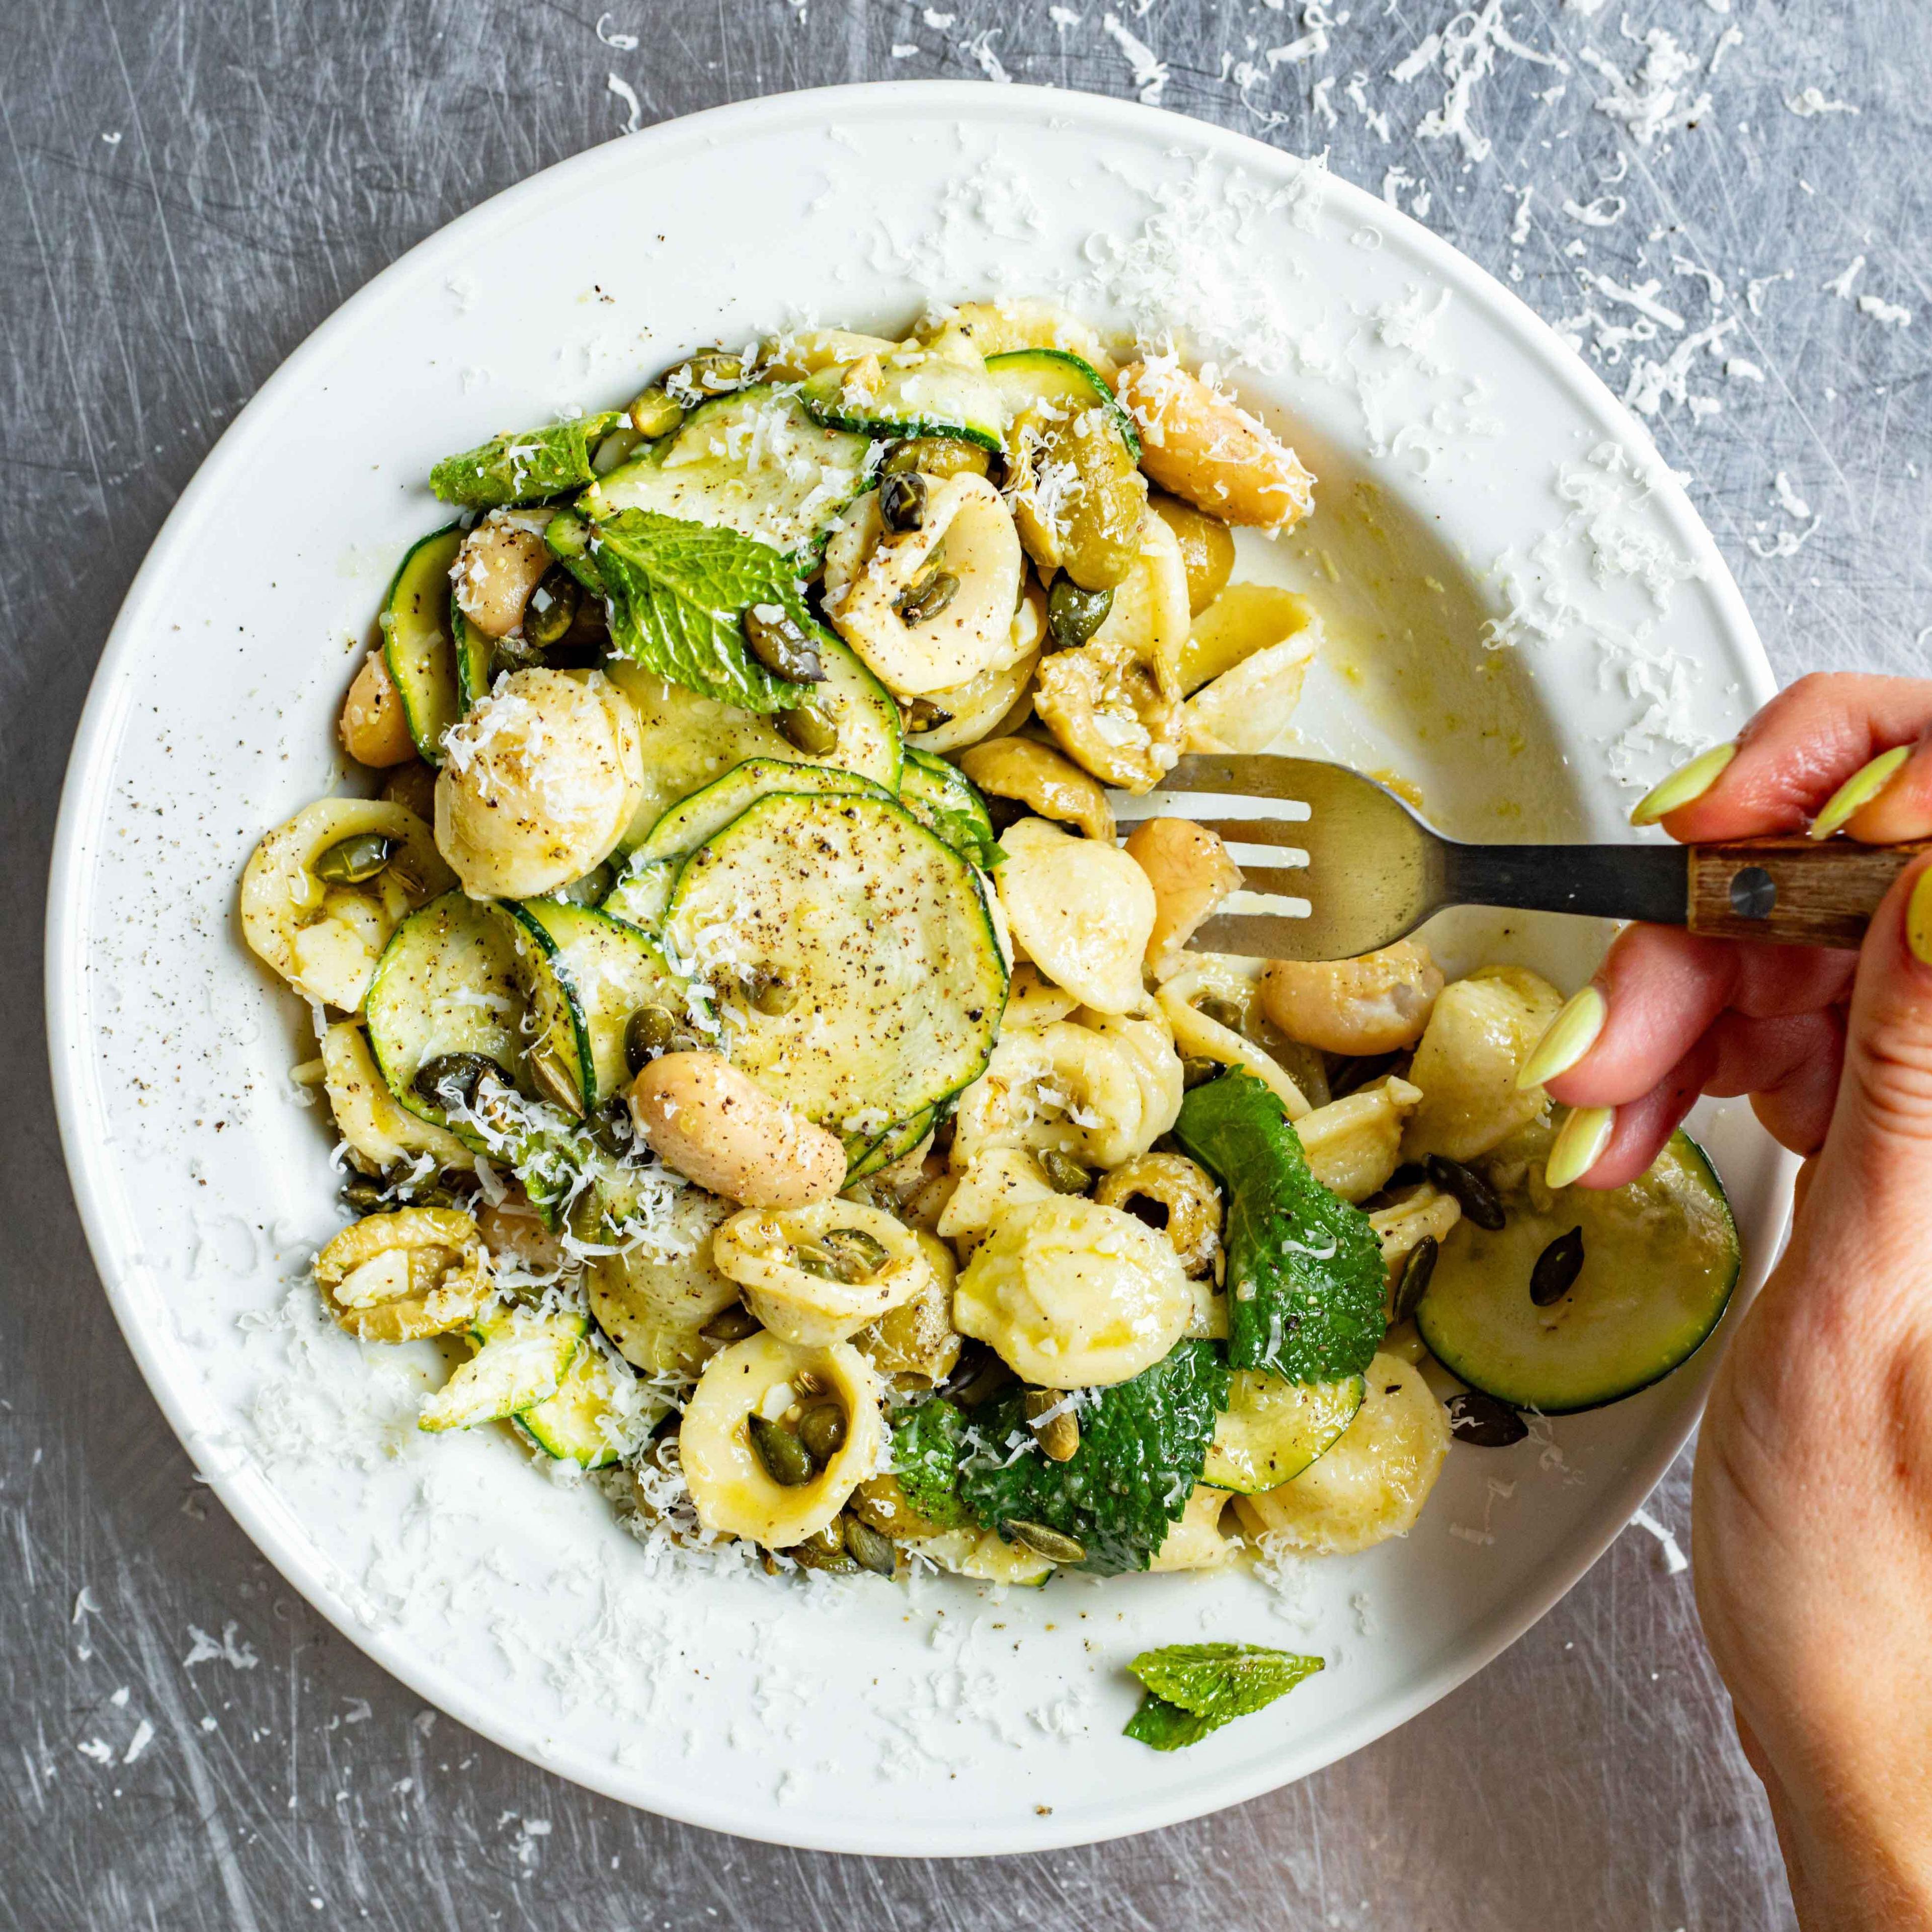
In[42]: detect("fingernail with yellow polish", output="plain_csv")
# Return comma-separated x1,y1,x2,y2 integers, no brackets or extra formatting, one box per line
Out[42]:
1518,985,1608,1092
1546,1105,1616,1189
1631,743,1738,828
1808,745,1913,840
1909,867,1932,968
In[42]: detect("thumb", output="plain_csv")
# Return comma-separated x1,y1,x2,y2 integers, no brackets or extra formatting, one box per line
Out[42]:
1803,855,1932,1257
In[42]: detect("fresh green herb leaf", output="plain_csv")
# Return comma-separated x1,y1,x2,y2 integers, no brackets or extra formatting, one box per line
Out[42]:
957,1340,1228,1575
551,507,826,713
889,1400,974,1531
430,413,624,510
1172,1071,1387,1383
1123,1642,1325,1750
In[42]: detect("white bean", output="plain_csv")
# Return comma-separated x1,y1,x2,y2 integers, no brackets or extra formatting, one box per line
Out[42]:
628,1052,845,1208
1259,941,1444,1056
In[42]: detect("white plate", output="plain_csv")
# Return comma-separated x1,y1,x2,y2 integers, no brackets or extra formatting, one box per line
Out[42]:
47,83,1790,1856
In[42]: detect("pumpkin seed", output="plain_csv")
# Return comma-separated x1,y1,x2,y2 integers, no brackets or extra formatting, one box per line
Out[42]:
528,1049,584,1117
314,832,397,886
1039,1150,1091,1195
627,385,684,439
787,1523,858,1573
879,471,928,533
842,1513,897,1576
700,1303,760,1343
412,1052,511,1114
902,698,954,734
778,704,839,757
798,1226,892,1284
898,568,960,627
742,603,824,684
1180,1055,1221,1090
1446,1391,1528,1448
747,970,798,1016
1024,1389,1081,1463
1196,994,1246,1033
1391,1235,1438,1324
881,436,990,480
1424,1154,1507,1233
1328,1050,1403,1100
1530,1225,1586,1307
748,1414,816,1487
522,567,580,649
1007,1519,1085,1564
664,348,744,401
623,1003,681,1075
797,1402,848,1466
1045,576,1112,651
340,1177,388,1215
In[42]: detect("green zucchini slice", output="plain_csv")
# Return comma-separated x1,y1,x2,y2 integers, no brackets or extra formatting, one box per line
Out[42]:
1201,1372,1365,1494
662,792,1006,1133
632,758,891,867
582,387,873,558
896,747,999,869
602,645,901,852
516,1337,661,1467
1416,1131,1741,1414
843,1101,942,1183
451,601,496,714
380,524,466,764
799,350,1007,453
365,892,529,1146
419,1304,586,1433
507,901,688,1112
601,856,680,933
985,347,1140,458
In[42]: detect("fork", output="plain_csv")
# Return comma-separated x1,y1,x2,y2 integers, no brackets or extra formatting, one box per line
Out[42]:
1109,754,1931,963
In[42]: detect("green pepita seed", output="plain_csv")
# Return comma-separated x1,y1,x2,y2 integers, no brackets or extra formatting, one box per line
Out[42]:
1391,1235,1438,1324
700,1303,760,1343
797,1403,849,1466
624,1004,680,1075
897,568,959,626
522,566,580,649
794,1244,841,1282
1039,1150,1091,1196
1196,994,1246,1034
778,705,839,757
674,349,745,396
412,1052,510,1114
1180,1055,1222,1090
902,698,954,735
1446,1390,1528,1448
1530,1225,1586,1307
879,471,928,533
1007,1519,1085,1564
1045,576,1114,652
340,1177,387,1215
787,1524,860,1573
1424,1155,1507,1233
1023,1389,1080,1463
748,1415,816,1488
842,1513,897,1576
742,603,825,684
747,971,799,1016
627,385,684,439
314,832,397,886
822,1226,891,1276
528,1049,585,1117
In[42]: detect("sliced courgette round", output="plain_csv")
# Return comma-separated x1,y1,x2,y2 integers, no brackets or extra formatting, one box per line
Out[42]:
451,600,496,714
582,387,873,558
631,757,891,867
601,643,901,852
516,1338,661,1467
1202,1372,1365,1494
985,347,1140,458
419,1304,587,1433
1416,1131,1741,1414
507,901,688,1112
379,524,465,764
896,747,998,869
662,792,1005,1132
365,892,528,1145
799,351,1007,453
843,1101,943,1183
601,855,680,933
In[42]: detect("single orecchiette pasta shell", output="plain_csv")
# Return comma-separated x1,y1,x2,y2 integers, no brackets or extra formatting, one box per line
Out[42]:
679,1332,884,1549
1401,965,1564,1165
1181,627,1320,756
240,797,453,1013
936,1145,1059,1252
713,1200,931,1347
993,816,1155,1017
853,1231,961,1384
953,1193,1194,1389
948,1020,1149,1175
1295,1076,1425,1204
905,589,1044,755
1149,1485,1240,1572
321,1021,469,1173
586,1190,741,1375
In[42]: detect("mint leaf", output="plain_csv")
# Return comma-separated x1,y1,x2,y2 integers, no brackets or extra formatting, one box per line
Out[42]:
1123,1643,1324,1750
431,413,624,509
1171,1071,1387,1383
554,508,824,713
957,1340,1227,1575
890,1401,974,1531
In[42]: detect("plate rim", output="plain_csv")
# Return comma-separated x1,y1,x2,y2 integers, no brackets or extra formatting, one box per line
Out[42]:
44,77,1792,1855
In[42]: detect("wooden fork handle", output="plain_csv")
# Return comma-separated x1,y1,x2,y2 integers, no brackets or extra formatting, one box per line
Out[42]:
1687,839,1932,949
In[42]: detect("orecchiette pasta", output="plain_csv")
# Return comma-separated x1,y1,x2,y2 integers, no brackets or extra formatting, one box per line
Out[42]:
956,736,1115,843
953,1194,1194,1389
921,297,1121,383
909,1527,1055,1585
1401,965,1564,1164
1181,628,1319,755
949,1021,1150,1175
1001,963,1082,1031
435,667,646,900
1031,510,1190,791
1366,1184,1463,1278
993,816,1155,1016
712,1200,932,1347
1233,1352,1449,1555
1155,958,1316,1120
679,1332,885,1549
853,1231,962,1384
936,1145,1059,1251
822,476,1026,695
1149,1485,1240,1572
1076,1007,1185,1154
1296,1077,1425,1204
905,588,1044,754
240,797,454,1013
585,1190,741,1375
321,1021,469,1173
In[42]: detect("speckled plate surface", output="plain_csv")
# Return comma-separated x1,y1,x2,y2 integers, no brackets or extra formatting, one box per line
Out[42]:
46,83,1791,1855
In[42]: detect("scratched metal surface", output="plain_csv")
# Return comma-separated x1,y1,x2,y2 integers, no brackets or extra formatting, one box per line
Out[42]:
5,0,1925,1923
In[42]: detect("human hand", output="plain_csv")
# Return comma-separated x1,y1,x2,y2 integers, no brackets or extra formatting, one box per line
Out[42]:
1519,673,1932,1928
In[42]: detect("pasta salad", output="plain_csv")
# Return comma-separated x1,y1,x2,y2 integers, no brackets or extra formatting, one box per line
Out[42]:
243,299,1742,1611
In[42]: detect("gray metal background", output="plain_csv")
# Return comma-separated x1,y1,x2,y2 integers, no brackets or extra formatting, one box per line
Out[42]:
7,0,1924,1923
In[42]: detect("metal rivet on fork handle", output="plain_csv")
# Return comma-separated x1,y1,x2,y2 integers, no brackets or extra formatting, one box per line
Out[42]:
1728,866,1778,920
